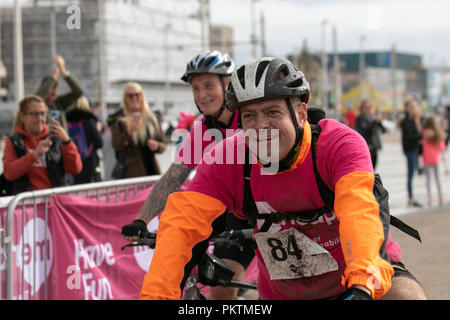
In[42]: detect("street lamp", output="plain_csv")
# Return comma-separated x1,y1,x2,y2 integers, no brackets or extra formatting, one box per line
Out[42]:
321,19,328,110
251,0,259,59
14,0,24,102
359,34,366,102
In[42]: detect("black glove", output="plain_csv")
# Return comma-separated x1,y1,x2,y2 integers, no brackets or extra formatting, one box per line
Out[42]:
343,287,373,300
121,219,147,238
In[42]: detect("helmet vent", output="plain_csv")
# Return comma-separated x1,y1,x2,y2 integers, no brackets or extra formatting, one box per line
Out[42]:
287,78,303,88
274,65,289,82
237,66,246,89
255,60,270,87
204,56,216,67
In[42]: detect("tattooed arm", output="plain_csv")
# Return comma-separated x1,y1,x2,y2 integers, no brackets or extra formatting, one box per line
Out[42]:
122,162,193,241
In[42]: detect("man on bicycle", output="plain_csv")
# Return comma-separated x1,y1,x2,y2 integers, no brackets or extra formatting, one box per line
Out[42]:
121,51,254,300
140,57,427,300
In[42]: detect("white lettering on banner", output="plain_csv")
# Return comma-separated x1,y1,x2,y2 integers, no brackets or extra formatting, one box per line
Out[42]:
13,218,54,295
73,239,115,300
73,239,115,269
82,273,113,300
66,265,81,290
0,246,5,272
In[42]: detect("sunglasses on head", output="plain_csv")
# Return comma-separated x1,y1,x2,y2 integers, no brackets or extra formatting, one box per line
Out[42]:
126,92,140,99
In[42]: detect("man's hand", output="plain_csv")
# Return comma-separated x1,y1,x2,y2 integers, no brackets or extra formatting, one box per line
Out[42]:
121,219,148,242
53,54,69,77
51,65,60,80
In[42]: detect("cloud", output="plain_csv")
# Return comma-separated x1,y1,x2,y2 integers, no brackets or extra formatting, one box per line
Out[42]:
210,0,450,66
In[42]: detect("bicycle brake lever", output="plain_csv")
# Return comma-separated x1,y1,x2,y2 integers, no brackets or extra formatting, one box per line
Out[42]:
120,242,145,251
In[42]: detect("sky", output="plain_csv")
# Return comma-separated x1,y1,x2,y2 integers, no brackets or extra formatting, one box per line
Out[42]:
2,0,449,68
210,0,450,68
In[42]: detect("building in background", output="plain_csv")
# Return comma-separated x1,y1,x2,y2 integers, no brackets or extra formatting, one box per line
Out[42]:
209,25,234,59
326,51,425,115
289,40,322,108
426,67,450,109
0,0,205,122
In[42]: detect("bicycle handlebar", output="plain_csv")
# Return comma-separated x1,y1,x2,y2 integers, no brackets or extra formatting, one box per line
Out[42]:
120,231,156,250
120,228,254,251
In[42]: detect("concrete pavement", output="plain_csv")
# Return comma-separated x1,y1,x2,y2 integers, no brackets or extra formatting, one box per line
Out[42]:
390,206,450,299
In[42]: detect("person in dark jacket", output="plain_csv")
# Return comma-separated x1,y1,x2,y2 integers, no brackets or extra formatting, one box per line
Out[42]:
66,96,103,184
35,54,83,131
400,98,423,207
355,100,385,169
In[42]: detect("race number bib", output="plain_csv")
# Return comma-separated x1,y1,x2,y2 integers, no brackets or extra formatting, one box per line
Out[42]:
254,228,338,280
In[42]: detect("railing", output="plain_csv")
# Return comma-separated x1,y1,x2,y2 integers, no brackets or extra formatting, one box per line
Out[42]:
0,175,160,300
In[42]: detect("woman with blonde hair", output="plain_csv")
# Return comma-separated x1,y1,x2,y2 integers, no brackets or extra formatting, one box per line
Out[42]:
2,95,82,194
107,82,166,178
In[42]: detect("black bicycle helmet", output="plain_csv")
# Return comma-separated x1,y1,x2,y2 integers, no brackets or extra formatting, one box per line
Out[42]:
181,50,235,83
226,57,312,172
225,57,310,111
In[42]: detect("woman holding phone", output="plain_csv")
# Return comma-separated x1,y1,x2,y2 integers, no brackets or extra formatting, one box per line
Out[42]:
108,82,166,179
2,95,82,194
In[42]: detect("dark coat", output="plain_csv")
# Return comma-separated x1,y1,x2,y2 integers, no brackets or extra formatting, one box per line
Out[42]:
66,108,103,184
400,114,422,154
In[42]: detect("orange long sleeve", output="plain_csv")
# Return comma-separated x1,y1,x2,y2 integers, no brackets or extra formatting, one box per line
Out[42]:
334,171,393,299
139,191,226,300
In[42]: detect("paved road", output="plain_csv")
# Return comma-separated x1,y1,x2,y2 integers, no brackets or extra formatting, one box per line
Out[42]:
390,206,450,299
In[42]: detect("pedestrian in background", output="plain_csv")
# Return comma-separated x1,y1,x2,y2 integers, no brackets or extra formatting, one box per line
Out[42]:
66,96,103,184
35,55,83,131
421,116,446,206
344,105,358,129
355,99,385,169
107,82,166,179
400,98,423,208
2,95,82,194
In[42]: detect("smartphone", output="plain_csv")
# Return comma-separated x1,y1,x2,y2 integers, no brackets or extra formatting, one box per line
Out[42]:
49,110,61,122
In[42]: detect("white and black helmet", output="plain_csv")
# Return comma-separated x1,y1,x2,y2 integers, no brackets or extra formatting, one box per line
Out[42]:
225,57,310,111
181,50,235,83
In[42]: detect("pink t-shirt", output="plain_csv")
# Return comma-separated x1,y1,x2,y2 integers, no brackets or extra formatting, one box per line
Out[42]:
188,119,402,300
175,112,240,169
422,139,446,166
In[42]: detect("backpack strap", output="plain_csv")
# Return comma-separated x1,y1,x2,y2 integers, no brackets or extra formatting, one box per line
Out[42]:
243,147,258,228
310,124,335,211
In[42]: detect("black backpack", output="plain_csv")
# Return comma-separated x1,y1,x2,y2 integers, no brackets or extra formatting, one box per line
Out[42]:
0,133,27,196
0,173,13,196
243,107,421,242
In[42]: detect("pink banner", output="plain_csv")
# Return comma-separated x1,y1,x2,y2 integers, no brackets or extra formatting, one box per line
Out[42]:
0,188,257,300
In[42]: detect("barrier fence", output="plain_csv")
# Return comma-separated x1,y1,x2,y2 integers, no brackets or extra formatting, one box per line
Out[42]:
0,175,161,300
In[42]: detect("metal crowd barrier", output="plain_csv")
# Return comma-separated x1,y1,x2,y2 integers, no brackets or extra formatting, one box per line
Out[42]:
0,175,160,300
